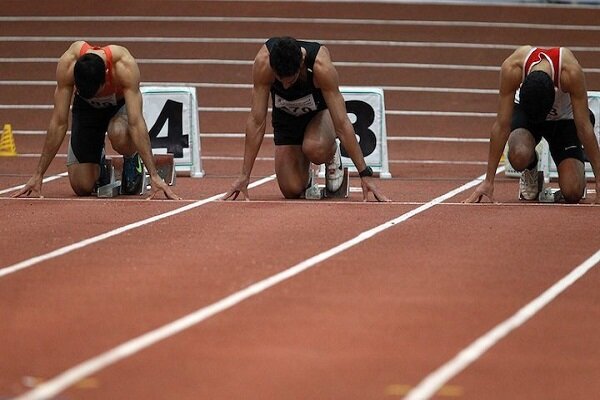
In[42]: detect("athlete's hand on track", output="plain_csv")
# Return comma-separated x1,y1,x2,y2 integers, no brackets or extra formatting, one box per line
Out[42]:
147,175,182,200
11,175,43,198
463,181,495,203
360,177,391,202
222,176,251,201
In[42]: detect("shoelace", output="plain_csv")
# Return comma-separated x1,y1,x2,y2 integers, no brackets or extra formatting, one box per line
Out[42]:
522,169,537,185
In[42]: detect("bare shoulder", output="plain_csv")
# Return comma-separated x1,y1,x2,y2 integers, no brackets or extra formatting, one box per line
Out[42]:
314,45,334,72
109,45,140,87
55,41,85,85
313,45,338,89
560,47,583,72
497,46,531,94
252,45,274,85
502,45,530,68
58,41,85,64
109,45,136,66
560,48,585,93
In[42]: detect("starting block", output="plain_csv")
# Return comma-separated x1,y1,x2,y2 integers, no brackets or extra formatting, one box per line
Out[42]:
96,153,176,197
324,167,349,199
97,180,121,198
538,187,587,203
303,165,349,200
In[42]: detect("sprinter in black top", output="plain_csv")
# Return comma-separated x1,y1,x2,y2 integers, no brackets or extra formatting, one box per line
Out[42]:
223,36,389,202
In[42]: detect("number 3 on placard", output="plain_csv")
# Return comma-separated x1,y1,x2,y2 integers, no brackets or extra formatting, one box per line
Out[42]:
343,100,377,158
148,99,189,158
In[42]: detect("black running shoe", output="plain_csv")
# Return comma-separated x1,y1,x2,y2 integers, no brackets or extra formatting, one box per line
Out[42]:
122,153,143,195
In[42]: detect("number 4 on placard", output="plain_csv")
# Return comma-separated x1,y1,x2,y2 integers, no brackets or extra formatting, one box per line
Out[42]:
148,99,189,158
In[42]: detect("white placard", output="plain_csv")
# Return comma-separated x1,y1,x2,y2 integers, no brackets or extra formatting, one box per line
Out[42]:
141,86,204,177
340,87,391,178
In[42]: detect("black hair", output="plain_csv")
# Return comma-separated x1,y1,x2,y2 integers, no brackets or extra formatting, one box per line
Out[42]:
269,37,302,78
519,70,555,123
74,53,105,99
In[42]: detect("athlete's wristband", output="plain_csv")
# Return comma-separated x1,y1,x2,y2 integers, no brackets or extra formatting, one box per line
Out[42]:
359,166,373,178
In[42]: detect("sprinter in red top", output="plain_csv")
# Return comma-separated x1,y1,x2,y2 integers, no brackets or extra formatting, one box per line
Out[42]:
465,45,600,204
14,41,180,199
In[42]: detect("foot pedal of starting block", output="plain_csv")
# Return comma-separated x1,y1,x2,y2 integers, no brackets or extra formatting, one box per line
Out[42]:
324,167,349,199
154,154,176,186
141,153,176,195
518,170,544,200
305,184,324,200
538,187,587,203
304,165,324,200
97,180,122,198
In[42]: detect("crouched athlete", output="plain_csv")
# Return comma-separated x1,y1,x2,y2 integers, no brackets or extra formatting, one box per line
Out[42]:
13,41,180,200
222,36,389,202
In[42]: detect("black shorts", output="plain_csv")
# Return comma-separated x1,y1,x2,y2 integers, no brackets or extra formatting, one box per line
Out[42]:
511,103,595,165
68,95,126,165
272,109,322,146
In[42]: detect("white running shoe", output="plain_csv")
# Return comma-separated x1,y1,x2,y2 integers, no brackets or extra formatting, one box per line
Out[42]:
326,143,343,192
519,166,540,200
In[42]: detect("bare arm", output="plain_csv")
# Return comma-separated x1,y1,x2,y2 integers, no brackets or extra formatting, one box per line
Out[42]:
116,47,181,199
464,46,526,203
314,46,389,201
314,47,367,173
116,51,157,177
561,50,600,197
241,46,272,179
12,45,76,197
222,46,272,200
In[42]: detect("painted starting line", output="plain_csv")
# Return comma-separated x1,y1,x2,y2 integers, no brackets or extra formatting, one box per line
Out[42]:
5,166,600,400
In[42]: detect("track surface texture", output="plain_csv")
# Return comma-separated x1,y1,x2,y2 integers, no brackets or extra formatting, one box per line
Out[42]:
1,1,600,399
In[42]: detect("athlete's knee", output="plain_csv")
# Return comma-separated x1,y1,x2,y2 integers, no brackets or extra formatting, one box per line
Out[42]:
280,184,304,199
559,181,585,204
70,181,95,196
278,179,305,199
68,167,97,196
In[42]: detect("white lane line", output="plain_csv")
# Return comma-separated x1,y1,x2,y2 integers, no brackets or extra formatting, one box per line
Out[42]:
0,172,68,195
0,175,275,278
0,16,599,31
13,168,500,400
404,247,600,400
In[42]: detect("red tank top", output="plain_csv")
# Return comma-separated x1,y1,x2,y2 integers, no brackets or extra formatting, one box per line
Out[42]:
523,47,561,88
78,42,124,107
518,47,572,120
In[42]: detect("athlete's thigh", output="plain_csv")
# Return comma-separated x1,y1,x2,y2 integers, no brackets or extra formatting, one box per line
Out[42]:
304,109,336,143
274,145,310,198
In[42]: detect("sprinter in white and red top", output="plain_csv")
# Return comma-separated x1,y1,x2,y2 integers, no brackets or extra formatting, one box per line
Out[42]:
13,41,180,200
465,45,600,204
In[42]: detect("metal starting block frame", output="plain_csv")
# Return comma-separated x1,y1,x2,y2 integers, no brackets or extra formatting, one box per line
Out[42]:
304,165,350,200
96,154,175,198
